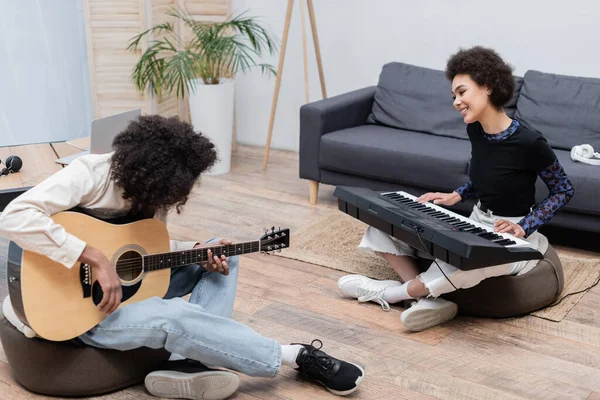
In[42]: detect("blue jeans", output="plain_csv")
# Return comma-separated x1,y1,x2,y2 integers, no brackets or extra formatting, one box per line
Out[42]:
78,239,282,377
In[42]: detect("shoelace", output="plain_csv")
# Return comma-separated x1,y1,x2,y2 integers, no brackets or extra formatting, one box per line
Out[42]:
356,286,390,311
298,339,336,379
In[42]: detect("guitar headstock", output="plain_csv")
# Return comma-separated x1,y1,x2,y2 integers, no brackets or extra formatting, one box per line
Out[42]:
260,227,290,254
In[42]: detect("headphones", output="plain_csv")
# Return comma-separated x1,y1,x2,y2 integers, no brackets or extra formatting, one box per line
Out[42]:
571,144,600,166
0,155,23,176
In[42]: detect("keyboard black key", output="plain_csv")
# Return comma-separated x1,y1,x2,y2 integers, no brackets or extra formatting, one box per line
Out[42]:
494,239,516,246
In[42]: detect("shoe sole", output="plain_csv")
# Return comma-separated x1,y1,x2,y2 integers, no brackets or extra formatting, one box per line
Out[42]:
401,303,458,332
316,362,365,396
145,370,240,400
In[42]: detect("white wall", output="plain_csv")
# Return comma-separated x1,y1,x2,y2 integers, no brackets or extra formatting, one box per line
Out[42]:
231,0,600,152
0,0,92,147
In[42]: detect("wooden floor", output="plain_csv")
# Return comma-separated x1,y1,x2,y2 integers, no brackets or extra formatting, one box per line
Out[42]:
2,146,600,400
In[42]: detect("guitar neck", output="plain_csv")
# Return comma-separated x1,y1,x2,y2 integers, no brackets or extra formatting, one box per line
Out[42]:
143,241,260,271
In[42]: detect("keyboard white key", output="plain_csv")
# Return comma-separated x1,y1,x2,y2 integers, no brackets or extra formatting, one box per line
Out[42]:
382,191,531,248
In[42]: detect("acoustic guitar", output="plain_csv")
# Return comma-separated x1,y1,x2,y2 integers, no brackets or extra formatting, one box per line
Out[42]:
6,211,290,341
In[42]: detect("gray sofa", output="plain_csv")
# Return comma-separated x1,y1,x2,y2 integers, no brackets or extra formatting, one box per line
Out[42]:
299,62,600,235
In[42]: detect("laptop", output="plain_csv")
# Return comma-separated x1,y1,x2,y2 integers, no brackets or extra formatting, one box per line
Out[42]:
55,109,142,165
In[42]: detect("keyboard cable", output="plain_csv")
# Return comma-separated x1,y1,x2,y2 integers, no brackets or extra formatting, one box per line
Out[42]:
413,226,458,291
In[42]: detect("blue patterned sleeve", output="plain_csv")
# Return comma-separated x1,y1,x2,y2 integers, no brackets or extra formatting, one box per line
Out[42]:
517,159,574,237
455,180,473,201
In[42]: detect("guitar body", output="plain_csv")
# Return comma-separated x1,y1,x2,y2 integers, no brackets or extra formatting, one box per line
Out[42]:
8,212,171,341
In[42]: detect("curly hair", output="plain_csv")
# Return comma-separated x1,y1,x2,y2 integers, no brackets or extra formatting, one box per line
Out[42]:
110,114,217,217
445,46,515,110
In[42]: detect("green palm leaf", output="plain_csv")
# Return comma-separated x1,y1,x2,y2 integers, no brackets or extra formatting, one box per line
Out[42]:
129,6,278,99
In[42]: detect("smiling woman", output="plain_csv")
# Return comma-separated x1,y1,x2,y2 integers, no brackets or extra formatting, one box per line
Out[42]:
337,46,575,332
447,47,516,134
447,47,516,115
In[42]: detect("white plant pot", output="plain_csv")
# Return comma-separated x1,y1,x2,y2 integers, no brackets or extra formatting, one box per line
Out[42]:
188,78,234,175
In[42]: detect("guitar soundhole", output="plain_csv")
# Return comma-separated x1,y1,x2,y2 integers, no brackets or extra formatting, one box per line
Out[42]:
116,251,143,282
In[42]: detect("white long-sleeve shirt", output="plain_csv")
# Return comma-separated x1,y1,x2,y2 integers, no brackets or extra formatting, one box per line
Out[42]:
0,152,198,336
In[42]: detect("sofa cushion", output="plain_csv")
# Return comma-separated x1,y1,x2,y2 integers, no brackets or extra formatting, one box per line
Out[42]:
367,62,523,140
535,149,600,217
515,70,600,151
506,76,523,118
367,62,467,140
319,125,471,191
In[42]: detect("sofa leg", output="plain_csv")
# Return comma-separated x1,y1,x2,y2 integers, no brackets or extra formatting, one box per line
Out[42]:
309,180,319,205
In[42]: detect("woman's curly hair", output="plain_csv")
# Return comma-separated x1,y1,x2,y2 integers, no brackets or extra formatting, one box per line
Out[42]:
110,115,217,217
445,46,515,110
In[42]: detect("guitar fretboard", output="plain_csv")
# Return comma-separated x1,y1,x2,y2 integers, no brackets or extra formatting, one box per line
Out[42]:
144,241,260,271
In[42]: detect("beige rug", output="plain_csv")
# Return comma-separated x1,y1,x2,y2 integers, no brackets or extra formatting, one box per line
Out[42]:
277,212,600,322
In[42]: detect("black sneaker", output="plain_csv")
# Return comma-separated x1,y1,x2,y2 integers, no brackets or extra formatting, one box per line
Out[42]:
293,339,365,396
145,358,240,400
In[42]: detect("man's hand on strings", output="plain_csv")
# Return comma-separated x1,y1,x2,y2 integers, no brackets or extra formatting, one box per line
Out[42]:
194,239,232,275
79,245,122,315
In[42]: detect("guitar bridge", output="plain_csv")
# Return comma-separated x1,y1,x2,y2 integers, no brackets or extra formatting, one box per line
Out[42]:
80,263,92,298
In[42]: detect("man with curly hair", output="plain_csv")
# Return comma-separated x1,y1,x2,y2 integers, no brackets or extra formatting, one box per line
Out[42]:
0,115,364,399
338,46,574,331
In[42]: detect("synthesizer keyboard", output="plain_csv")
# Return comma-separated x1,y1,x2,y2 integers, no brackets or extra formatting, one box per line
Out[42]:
334,186,543,270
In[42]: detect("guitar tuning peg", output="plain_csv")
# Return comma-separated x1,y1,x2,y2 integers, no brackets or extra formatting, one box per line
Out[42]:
271,226,275,233
264,228,269,234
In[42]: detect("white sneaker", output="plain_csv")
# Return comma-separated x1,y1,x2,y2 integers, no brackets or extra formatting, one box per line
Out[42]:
337,274,403,311
400,297,458,331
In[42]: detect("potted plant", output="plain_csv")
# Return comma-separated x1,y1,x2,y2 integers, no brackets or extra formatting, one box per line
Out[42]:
128,8,277,174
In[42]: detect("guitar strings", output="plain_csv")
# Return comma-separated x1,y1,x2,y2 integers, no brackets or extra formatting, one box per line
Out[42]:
86,238,285,272
110,243,259,265
109,244,263,272
110,244,261,265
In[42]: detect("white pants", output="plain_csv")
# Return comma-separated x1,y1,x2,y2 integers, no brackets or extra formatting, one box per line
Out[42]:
358,204,548,298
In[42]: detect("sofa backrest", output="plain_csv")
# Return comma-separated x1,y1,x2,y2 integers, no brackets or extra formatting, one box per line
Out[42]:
367,62,523,140
515,70,600,151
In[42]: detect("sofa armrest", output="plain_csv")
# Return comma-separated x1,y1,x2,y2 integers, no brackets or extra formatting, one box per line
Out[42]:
299,86,376,181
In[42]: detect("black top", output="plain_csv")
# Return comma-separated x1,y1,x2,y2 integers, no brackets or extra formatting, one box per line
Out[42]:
467,121,556,217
